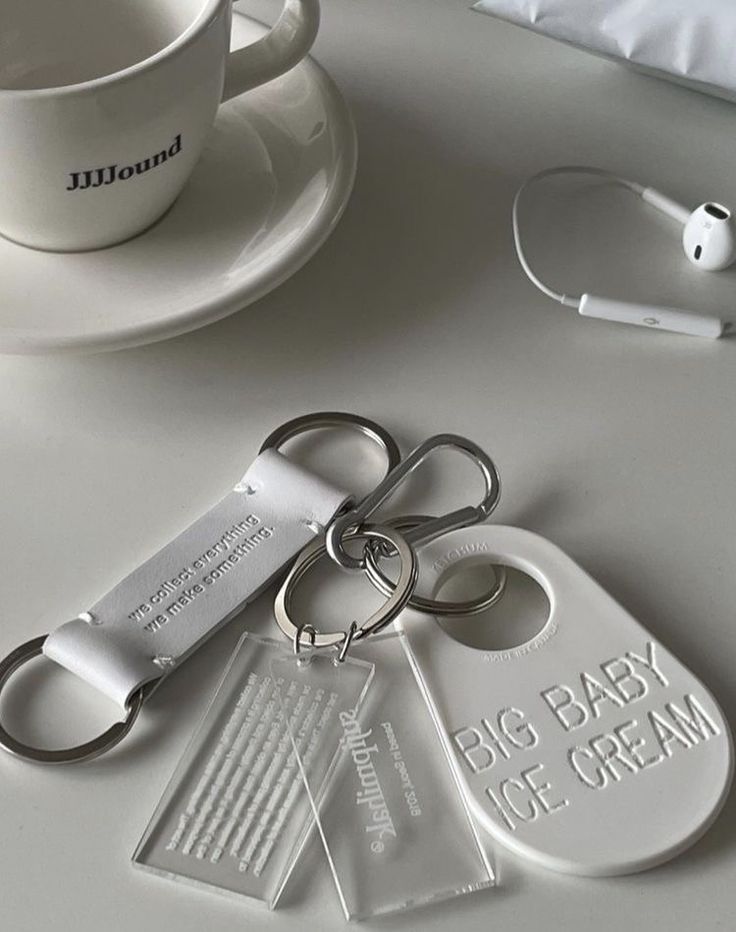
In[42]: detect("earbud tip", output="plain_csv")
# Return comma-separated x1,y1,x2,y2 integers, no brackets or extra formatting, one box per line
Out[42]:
683,203,736,272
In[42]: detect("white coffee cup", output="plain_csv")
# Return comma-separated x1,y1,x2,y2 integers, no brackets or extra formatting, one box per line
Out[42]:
0,0,320,252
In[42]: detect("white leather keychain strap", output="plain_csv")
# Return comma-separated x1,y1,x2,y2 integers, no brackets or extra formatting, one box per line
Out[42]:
43,449,351,709
0,411,401,764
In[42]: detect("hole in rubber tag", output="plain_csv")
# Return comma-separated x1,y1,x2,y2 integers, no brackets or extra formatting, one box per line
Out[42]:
132,633,373,909
274,631,495,921
398,525,734,877
436,564,549,650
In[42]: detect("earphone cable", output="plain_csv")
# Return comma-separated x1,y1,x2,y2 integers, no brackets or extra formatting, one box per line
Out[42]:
512,165,646,310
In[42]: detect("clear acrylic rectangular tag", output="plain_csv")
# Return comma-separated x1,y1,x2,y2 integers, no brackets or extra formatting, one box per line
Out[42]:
132,633,373,909
275,630,495,921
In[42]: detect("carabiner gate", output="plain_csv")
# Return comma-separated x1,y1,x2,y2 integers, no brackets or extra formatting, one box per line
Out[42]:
325,434,501,570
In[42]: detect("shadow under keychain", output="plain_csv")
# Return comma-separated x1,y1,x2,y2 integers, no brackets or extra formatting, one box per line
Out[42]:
0,412,403,764
387,525,734,877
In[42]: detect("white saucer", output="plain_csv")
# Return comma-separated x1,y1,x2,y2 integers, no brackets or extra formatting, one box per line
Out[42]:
0,12,357,354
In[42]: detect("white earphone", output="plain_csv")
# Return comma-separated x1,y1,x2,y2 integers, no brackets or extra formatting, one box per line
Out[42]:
512,166,735,339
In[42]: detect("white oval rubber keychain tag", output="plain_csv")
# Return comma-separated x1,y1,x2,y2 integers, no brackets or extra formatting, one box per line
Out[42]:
398,525,733,876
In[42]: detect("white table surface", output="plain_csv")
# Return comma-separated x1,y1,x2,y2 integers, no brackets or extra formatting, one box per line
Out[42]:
2,1,735,929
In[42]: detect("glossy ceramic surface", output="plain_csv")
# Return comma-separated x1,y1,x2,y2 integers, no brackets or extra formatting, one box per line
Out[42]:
0,12,356,354
0,0,319,251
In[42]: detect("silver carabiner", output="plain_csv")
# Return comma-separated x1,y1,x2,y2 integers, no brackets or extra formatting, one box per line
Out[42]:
325,434,501,571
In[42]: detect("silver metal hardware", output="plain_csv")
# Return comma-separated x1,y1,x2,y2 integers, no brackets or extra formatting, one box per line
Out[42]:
293,623,318,655
0,635,145,764
325,434,501,571
274,525,418,650
336,621,359,663
260,411,401,472
364,515,507,616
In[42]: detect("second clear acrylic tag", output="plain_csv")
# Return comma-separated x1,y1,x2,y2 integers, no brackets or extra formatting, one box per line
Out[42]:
274,630,495,921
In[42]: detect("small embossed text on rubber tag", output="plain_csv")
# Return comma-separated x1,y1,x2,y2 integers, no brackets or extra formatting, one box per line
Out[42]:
398,525,734,877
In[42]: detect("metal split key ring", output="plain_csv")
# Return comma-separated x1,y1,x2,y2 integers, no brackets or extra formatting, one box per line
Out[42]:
364,515,507,616
259,410,401,468
274,525,418,653
0,636,146,764
0,412,402,765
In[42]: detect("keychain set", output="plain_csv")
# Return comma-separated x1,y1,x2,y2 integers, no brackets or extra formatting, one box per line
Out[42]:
0,412,732,920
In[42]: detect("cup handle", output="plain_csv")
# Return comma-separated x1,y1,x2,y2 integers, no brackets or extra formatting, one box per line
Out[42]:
222,0,320,101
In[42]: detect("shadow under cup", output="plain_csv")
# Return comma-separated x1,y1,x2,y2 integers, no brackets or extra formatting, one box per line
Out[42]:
0,0,214,90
